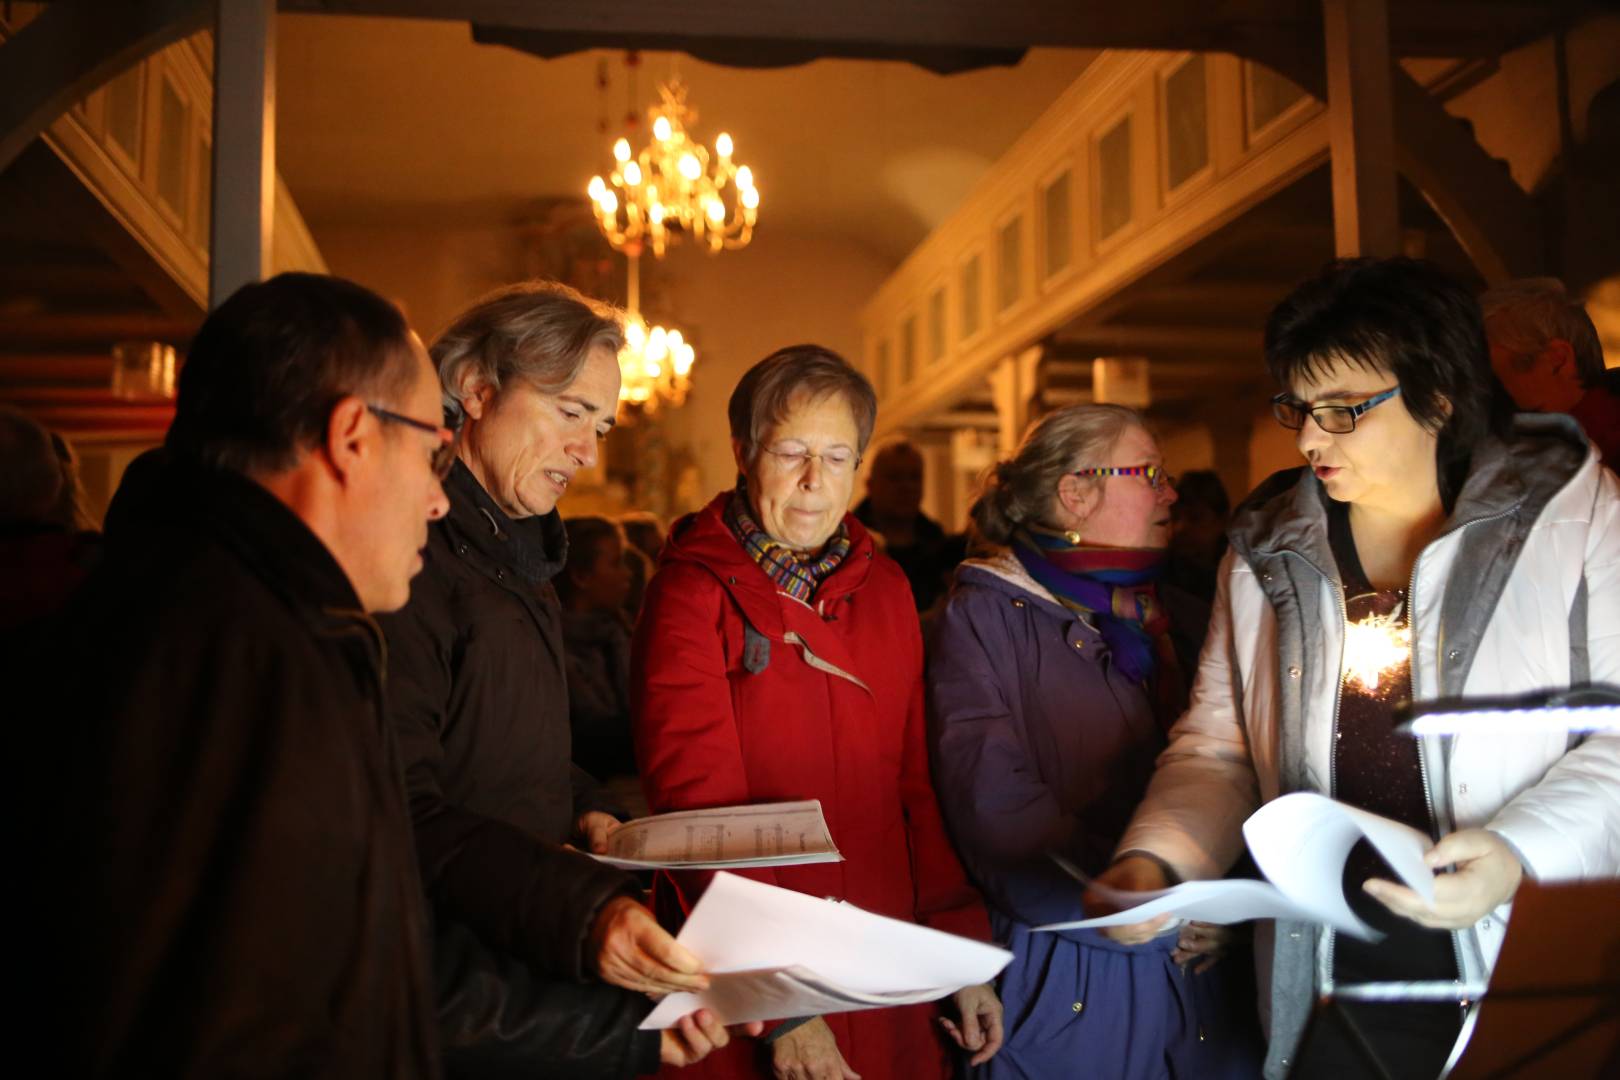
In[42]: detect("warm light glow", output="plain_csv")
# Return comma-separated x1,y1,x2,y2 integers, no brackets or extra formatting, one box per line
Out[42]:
1342,611,1411,694
585,79,759,257
617,296,697,415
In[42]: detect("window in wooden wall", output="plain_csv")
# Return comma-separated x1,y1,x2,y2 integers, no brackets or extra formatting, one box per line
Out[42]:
1097,115,1133,242
1164,55,1209,191
875,340,891,397
156,76,190,221
104,63,145,165
194,133,212,248
901,315,918,384
1042,169,1072,279
997,215,1023,312
1246,61,1307,135
960,254,982,340
927,287,947,365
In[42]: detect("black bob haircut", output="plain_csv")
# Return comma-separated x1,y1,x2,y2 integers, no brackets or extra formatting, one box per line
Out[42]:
168,272,415,475
1264,257,1514,505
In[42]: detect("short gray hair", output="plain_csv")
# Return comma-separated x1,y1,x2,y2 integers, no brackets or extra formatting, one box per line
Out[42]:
1479,277,1606,388
432,280,625,421
969,403,1141,545
727,344,877,464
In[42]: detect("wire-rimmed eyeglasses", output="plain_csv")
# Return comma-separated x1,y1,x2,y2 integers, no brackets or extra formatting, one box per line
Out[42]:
760,445,863,476
1271,386,1401,434
369,404,458,479
1070,464,1177,491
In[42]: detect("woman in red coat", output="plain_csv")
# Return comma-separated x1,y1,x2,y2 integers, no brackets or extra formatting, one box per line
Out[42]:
633,345,1003,1080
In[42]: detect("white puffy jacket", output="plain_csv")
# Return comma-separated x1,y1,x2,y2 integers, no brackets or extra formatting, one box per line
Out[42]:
1118,416,1620,1078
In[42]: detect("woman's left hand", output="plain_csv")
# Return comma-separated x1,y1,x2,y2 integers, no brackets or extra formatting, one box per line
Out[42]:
1171,921,1235,974
1363,828,1524,930
575,810,620,854
939,983,1004,1066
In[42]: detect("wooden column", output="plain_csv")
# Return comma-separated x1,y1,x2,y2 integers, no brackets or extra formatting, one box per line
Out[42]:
1322,0,1399,258
988,345,1043,457
209,0,276,308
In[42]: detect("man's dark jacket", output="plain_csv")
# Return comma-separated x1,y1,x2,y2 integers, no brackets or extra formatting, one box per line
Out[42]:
380,461,661,1076
19,459,441,1077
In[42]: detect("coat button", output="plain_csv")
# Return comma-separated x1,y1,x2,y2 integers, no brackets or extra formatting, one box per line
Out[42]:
1287,666,1301,678
457,543,468,555
1457,783,1468,795
728,575,737,585
495,569,505,581
1480,918,1491,931
1071,1001,1084,1013
1073,640,1084,650
1447,649,1460,661
1011,598,1025,608
1198,1026,1207,1042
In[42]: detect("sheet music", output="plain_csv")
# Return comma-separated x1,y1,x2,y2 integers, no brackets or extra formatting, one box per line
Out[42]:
594,800,843,870
1035,793,1435,940
640,872,1012,1029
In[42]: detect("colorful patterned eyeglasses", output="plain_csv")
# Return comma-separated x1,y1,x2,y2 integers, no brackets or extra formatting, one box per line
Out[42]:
1271,386,1401,434
1070,464,1177,491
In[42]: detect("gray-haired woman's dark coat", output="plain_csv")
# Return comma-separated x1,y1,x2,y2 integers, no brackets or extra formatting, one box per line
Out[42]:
928,552,1261,1079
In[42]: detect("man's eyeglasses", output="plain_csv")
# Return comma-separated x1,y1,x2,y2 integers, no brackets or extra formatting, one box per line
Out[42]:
369,404,457,479
1071,465,1176,491
761,445,862,476
1271,386,1401,434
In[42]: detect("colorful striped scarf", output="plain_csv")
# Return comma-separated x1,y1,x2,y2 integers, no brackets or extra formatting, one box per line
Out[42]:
724,481,851,602
1011,525,1174,687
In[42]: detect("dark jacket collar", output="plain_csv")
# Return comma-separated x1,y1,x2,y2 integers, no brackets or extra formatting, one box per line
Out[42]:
108,449,362,614
442,460,567,586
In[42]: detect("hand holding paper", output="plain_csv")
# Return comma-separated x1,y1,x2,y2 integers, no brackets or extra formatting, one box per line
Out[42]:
639,872,1012,1030
1046,793,1437,941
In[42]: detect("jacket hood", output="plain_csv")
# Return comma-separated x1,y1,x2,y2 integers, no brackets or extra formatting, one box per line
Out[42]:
442,459,567,586
953,550,1065,614
661,490,876,635
1228,413,1593,576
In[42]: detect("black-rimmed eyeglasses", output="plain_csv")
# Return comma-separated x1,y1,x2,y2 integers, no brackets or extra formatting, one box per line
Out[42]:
1271,386,1401,434
369,404,457,479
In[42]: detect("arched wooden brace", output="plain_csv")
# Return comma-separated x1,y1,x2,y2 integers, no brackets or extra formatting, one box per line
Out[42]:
0,0,209,175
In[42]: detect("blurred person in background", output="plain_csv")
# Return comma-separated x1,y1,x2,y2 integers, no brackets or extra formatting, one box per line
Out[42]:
854,439,960,612
619,509,666,621
0,407,100,638
1163,468,1231,605
559,514,638,781
1480,277,1620,464
929,404,1261,1080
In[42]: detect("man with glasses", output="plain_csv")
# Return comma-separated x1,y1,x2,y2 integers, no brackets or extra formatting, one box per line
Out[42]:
18,273,458,1075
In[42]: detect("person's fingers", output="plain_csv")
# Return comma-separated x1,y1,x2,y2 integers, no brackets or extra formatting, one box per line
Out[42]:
958,1002,985,1050
743,1021,766,1038
970,1007,1004,1066
937,1017,966,1049
1425,830,1491,869
693,1009,730,1051
1363,878,1447,927
1193,954,1220,975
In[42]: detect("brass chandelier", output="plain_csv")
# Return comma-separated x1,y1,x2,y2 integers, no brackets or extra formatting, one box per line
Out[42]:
617,253,695,414
587,79,759,258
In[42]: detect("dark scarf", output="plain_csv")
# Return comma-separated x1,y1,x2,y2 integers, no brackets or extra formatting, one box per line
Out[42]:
446,460,567,586
724,479,851,602
1011,524,1182,700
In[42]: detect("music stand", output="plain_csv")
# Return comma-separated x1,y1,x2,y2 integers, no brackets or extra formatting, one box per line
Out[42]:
1286,689,1620,1078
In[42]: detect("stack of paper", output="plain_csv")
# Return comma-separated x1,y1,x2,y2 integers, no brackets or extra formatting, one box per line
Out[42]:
594,800,843,870
1036,792,1437,940
641,872,1013,1029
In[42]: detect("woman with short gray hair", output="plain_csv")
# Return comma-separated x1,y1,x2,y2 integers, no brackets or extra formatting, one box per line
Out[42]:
634,344,1004,1080
929,403,1261,1080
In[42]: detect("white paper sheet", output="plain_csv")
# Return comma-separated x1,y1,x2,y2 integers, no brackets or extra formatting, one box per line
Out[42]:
1035,793,1436,940
641,872,1013,1029
592,800,843,870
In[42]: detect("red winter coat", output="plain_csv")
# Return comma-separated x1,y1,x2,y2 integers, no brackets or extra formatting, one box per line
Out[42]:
632,493,990,1080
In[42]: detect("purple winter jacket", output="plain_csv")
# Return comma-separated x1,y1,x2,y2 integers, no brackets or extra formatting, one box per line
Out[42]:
928,553,1260,1079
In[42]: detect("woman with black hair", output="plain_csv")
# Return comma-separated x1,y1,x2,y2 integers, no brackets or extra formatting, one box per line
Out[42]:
1090,257,1620,1079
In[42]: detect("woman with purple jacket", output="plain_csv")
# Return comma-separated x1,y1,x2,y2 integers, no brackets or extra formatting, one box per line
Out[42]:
928,404,1261,1079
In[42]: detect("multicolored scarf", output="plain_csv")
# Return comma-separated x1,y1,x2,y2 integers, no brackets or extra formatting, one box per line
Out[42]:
1011,525,1176,689
724,480,852,602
